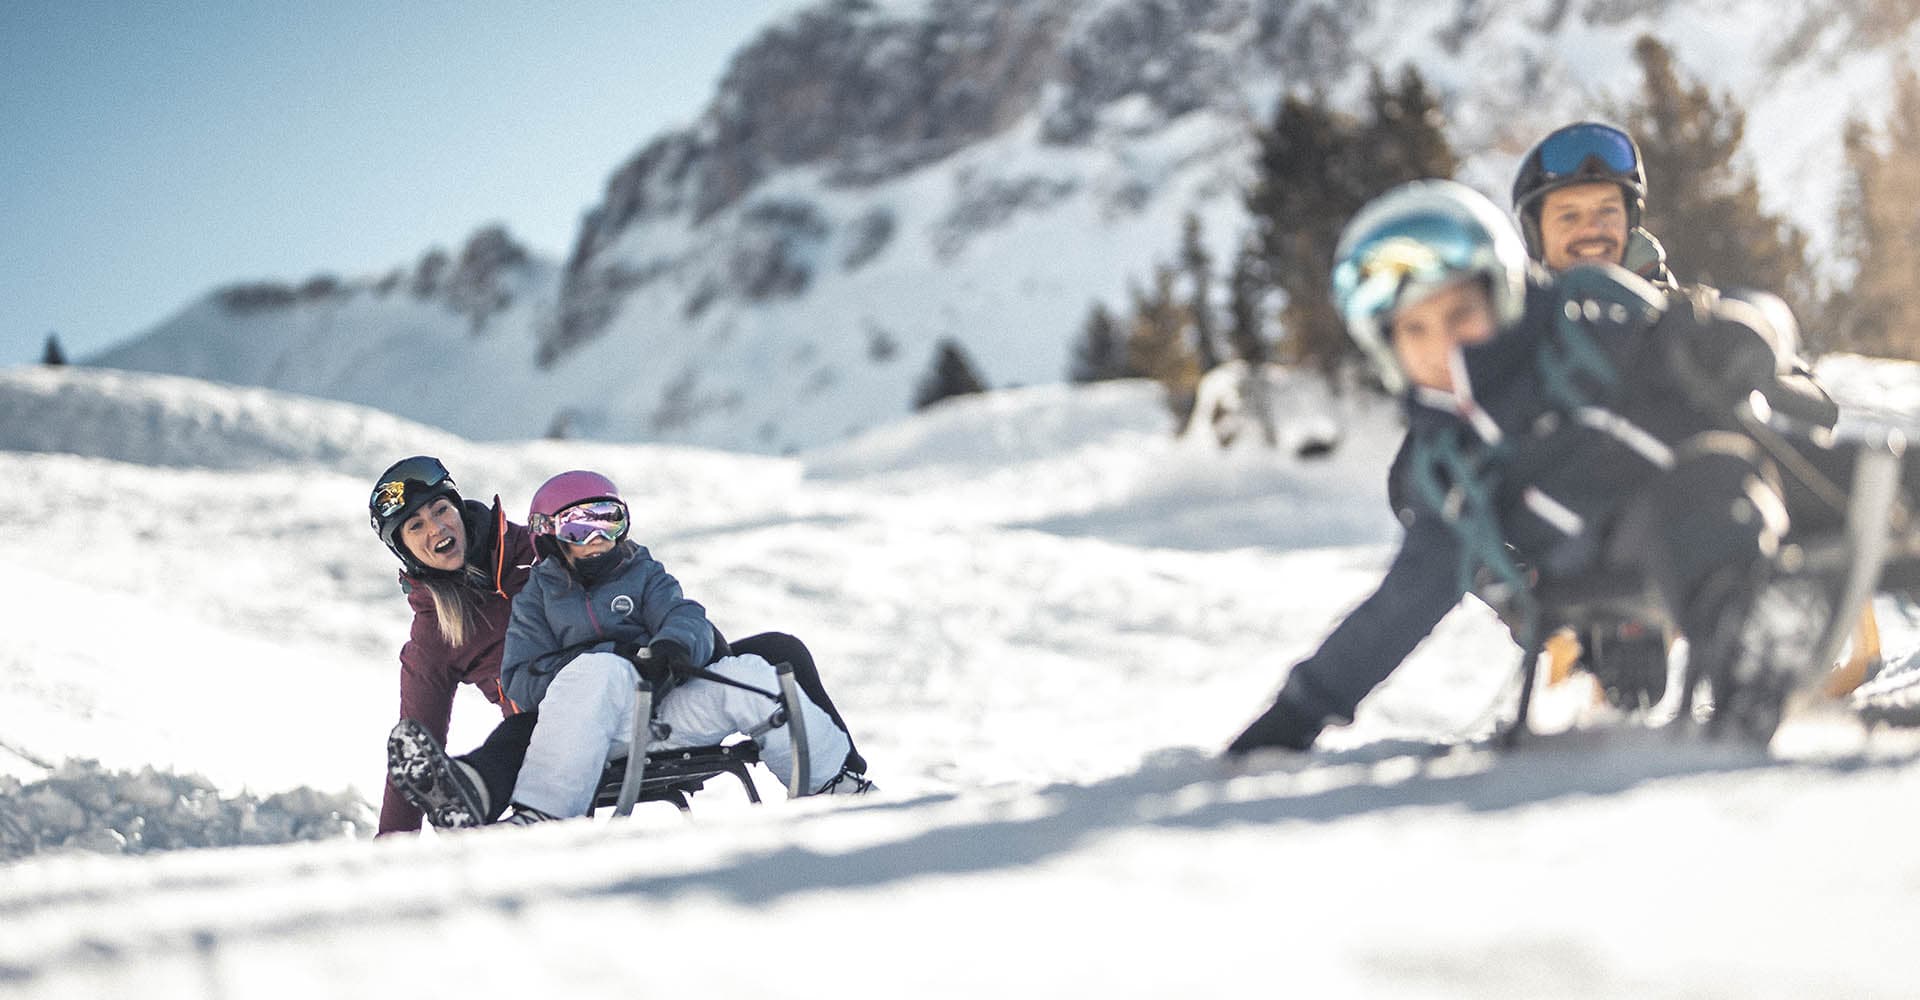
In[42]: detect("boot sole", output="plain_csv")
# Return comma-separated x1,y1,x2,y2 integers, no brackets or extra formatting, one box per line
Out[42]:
386,720,484,829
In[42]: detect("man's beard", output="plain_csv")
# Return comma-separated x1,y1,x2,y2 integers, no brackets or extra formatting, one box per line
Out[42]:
1563,237,1620,264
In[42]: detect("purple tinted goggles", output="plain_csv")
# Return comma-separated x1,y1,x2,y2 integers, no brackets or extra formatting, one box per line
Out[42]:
532,500,629,546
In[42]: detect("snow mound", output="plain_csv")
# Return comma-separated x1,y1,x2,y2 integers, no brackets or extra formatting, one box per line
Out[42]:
0,365,469,476
1817,352,1920,439
1,757,370,861
805,380,1178,479
803,376,1407,550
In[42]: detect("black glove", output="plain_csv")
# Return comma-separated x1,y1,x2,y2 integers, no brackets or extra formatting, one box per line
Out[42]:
1227,693,1325,756
646,639,694,679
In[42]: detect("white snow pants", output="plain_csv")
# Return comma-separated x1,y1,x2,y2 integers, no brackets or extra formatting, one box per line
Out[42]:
511,651,852,818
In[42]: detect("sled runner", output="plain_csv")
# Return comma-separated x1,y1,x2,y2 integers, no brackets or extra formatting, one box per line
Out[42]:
590,651,815,817
1501,569,1658,747
1500,442,1908,747
392,628,866,828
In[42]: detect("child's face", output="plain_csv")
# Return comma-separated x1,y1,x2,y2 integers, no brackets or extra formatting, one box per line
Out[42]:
1389,279,1497,394
563,536,616,564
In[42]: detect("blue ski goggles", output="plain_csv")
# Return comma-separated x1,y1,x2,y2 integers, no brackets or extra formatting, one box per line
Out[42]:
1534,122,1638,180
1333,214,1490,337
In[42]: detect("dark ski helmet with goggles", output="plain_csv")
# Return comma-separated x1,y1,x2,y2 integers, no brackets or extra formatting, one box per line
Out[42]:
369,455,464,575
1511,121,1646,259
527,470,630,563
1331,179,1530,395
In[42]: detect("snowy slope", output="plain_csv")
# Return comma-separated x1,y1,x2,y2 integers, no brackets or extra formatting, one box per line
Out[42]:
84,0,1920,455
5,362,1920,997
85,259,563,446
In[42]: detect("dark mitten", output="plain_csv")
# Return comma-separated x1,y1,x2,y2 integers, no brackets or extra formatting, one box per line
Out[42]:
1668,294,1782,410
1227,692,1325,756
646,638,694,678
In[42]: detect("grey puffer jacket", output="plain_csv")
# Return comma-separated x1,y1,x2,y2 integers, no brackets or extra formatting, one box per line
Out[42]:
500,541,715,711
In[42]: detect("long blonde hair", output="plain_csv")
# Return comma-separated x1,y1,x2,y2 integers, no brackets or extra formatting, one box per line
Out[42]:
419,577,483,648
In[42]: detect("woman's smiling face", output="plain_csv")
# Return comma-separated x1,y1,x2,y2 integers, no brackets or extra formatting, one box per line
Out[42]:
401,497,467,573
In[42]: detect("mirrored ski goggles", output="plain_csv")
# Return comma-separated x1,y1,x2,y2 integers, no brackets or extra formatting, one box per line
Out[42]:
1334,217,1486,335
370,457,454,520
531,500,629,546
1534,122,1638,179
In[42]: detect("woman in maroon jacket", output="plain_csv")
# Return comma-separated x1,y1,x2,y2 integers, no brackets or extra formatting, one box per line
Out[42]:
372,456,866,833
369,455,538,835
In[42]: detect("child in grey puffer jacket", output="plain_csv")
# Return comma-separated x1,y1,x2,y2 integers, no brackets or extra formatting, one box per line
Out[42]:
498,470,870,823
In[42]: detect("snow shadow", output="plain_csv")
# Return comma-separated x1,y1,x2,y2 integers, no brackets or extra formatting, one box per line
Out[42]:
1014,489,1391,552
580,732,1911,906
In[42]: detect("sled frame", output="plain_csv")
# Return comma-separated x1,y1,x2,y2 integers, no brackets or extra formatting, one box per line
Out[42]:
591,652,812,816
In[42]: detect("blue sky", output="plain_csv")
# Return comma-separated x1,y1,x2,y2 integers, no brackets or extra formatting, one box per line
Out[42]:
0,1,811,363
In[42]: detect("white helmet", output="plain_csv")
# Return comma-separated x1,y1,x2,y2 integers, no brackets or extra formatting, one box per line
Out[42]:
1330,179,1530,393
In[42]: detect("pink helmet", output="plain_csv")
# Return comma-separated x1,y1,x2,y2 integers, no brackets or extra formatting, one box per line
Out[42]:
528,470,626,558
530,470,620,519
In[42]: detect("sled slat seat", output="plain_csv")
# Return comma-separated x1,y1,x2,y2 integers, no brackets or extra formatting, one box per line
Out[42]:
591,742,763,814
1533,570,1662,632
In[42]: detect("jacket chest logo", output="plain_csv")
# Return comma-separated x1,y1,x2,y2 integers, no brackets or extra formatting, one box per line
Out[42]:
609,594,635,616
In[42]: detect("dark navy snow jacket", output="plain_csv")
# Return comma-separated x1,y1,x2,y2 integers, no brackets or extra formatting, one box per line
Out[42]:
1276,262,1783,726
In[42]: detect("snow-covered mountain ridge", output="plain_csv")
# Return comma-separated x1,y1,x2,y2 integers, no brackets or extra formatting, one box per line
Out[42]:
87,0,1920,454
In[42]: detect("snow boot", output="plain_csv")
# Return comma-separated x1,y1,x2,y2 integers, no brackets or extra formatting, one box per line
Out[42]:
1227,691,1325,755
1704,442,1902,744
816,764,875,795
387,719,489,829
500,803,560,826
1853,650,1920,728
1706,575,1839,745
1583,621,1670,710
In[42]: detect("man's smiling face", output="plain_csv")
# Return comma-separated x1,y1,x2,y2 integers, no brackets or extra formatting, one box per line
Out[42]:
1538,181,1628,272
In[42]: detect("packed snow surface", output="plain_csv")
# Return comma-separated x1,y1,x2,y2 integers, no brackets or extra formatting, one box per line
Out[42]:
3,359,1920,998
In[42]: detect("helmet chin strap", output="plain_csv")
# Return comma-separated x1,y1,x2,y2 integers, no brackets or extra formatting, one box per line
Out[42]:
1411,347,1505,445
1449,346,1508,444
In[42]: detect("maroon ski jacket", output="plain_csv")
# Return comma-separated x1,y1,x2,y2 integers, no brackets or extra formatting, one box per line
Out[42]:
378,497,537,834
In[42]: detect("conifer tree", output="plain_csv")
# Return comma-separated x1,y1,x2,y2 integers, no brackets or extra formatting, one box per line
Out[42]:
1178,213,1222,373
1829,64,1920,359
1069,303,1131,383
1125,267,1202,422
913,338,989,410
1362,66,1457,191
1244,66,1457,376
1246,92,1350,376
1621,36,1814,321
1224,239,1271,365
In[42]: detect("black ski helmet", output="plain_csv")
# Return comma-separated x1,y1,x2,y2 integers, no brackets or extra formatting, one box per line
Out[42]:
369,455,463,574
1511,121,1646,259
